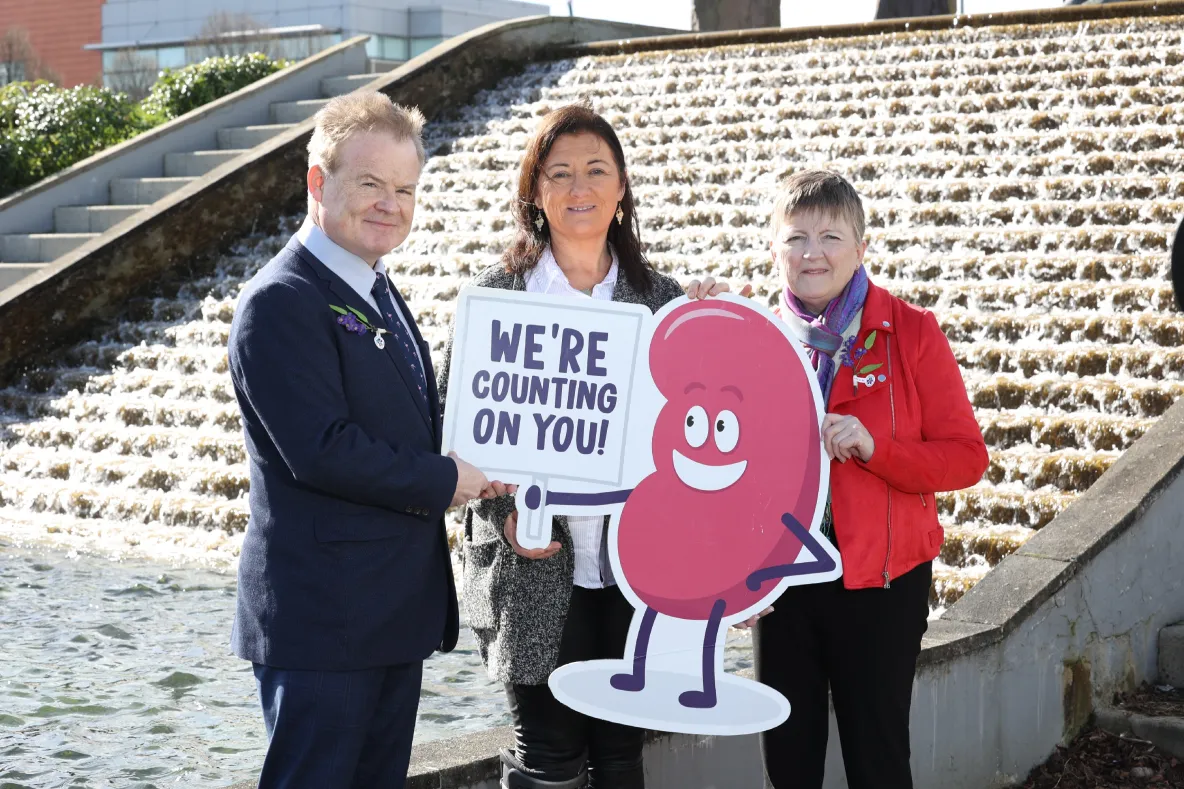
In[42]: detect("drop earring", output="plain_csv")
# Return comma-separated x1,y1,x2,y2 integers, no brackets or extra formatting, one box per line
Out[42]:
615,203,624,225
534,209,545,231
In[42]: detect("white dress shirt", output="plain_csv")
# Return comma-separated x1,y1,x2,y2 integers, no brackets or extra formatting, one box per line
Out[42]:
525,246,619,590
296,216,424,371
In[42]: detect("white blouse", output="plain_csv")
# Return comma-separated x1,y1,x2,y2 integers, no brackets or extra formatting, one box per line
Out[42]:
524,246,619,590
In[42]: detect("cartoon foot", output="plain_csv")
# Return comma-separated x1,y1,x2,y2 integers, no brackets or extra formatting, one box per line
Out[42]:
610,672,645,692
678,599,726,710
678,688,717,708
611,606,657,693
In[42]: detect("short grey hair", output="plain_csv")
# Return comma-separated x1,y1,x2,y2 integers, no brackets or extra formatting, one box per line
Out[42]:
770,170,866,241
307,91,427,174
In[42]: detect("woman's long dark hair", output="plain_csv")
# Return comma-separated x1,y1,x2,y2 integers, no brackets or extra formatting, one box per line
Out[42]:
501,102,655,293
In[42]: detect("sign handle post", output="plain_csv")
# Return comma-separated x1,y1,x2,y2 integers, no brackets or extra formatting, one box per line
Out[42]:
514,476,551,551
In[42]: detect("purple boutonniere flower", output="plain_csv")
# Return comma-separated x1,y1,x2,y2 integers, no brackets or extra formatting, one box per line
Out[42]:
329,304,389,343
336,313,368,334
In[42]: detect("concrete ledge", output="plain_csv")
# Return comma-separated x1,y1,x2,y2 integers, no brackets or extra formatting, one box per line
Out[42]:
937,395,1184,638
562,0,1184,57
226,720,766,789
1095,707,1184,760
0,16,672,389
0,36,370,236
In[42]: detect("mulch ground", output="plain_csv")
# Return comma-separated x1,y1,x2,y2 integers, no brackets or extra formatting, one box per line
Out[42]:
1114,684,1184,719
1014,726,1183,788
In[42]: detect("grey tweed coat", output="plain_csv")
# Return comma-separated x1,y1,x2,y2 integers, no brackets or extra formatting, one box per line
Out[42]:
437,261,684,685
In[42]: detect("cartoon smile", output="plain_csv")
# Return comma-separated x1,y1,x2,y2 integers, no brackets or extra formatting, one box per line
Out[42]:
672,449,747,491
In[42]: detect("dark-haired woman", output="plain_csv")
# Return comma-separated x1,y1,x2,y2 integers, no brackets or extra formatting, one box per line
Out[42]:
438,103,731,789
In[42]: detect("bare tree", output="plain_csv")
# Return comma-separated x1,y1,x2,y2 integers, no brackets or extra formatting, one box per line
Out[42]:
692,0,779,32
874,0,956,19
105,49,157,100
190,11,280,61
0,28,61,85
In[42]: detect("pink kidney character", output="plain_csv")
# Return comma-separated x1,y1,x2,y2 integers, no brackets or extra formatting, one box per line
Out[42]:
610,299,834,708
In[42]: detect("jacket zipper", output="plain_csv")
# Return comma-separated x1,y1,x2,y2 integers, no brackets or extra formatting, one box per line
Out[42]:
883,336,896,589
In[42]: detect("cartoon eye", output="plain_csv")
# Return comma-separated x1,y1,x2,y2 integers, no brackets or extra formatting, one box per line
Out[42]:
714,410,740,453
684,405,708,448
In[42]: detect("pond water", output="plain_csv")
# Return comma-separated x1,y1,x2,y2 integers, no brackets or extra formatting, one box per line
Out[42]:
0,541,754,788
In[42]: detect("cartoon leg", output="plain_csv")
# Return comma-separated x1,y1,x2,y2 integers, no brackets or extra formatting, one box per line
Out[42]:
745,512,838,592
678,598,727,709
611,606,657,692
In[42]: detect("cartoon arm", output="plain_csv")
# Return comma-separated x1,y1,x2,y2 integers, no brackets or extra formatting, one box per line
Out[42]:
546,489,633,506
745,512,837,591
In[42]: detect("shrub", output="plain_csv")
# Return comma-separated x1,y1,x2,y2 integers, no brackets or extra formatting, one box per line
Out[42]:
141,53,289,121
0,81,142,198
0,52,289,198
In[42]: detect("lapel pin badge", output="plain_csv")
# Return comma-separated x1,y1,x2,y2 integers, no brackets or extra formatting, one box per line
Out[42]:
374,334,386,350
853,372,876,390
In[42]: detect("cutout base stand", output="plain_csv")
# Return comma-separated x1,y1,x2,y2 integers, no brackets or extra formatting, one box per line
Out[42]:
549,660,789,736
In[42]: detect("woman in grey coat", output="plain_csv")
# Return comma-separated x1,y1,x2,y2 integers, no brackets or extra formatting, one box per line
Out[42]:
438,103,732,789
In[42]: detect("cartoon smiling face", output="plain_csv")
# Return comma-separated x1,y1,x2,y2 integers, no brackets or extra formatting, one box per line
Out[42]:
615,298,824,619
649,304,811,504
670,391,747,492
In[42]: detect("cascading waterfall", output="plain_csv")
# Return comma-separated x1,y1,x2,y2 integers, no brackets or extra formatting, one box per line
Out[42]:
3,16,1184,618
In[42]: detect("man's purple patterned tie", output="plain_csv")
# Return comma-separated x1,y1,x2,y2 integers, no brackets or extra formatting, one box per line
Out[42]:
371,272,429,409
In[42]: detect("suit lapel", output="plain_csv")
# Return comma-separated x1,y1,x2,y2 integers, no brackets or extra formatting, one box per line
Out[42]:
293,241,432,431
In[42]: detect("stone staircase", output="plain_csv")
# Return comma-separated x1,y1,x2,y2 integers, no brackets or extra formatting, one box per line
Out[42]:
1095,622,1184,760
0,71,380,292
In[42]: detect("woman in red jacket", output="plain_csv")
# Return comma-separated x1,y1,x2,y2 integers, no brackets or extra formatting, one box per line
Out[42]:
750,170,988,789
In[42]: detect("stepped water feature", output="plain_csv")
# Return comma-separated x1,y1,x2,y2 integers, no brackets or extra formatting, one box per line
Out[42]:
3,14,1184,619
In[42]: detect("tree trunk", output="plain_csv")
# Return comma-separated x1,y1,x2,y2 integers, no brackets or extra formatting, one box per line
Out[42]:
874,0,955,19
691,0,780,32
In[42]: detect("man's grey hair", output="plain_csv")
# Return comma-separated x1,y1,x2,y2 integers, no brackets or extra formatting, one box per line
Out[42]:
307,91,427,174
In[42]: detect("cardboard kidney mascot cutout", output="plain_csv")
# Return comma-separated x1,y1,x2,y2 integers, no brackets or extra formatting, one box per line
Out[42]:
443,290,841,735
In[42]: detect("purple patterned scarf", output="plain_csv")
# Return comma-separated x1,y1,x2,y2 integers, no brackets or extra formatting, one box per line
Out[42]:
781,266,869,402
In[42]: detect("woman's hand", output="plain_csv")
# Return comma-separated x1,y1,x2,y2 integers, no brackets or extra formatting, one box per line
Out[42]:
684,276,754,300
731,606,773,630
503,510,562,560
822,414,875,463
480,480,518,500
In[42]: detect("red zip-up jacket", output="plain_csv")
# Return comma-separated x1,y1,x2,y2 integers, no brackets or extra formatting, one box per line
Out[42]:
827,281,989,589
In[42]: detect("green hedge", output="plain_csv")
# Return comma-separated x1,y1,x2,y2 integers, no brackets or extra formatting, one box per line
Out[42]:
0,81,143,197
141,53,289,121
0,53,289,199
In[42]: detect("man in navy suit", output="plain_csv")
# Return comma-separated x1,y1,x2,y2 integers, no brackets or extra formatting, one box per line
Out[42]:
228,91,501,788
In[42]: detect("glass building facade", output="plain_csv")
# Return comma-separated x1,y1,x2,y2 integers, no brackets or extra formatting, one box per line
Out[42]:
89,0,547,94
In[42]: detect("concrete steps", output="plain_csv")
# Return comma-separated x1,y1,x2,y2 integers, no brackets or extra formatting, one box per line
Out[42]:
54,205,147,233
110,177,195,205
0,55,392,277
164,149,248,177
216,124,295,150
0,232,98,262
0,263,44,291
321,73,378,97
1095,622,1184,760
270,98,329,124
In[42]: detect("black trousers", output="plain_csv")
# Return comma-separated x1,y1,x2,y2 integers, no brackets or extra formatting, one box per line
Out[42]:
504,584,645,788
754,561,932,789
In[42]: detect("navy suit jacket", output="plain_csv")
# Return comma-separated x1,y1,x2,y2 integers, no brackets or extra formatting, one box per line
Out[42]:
228,237,460,670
